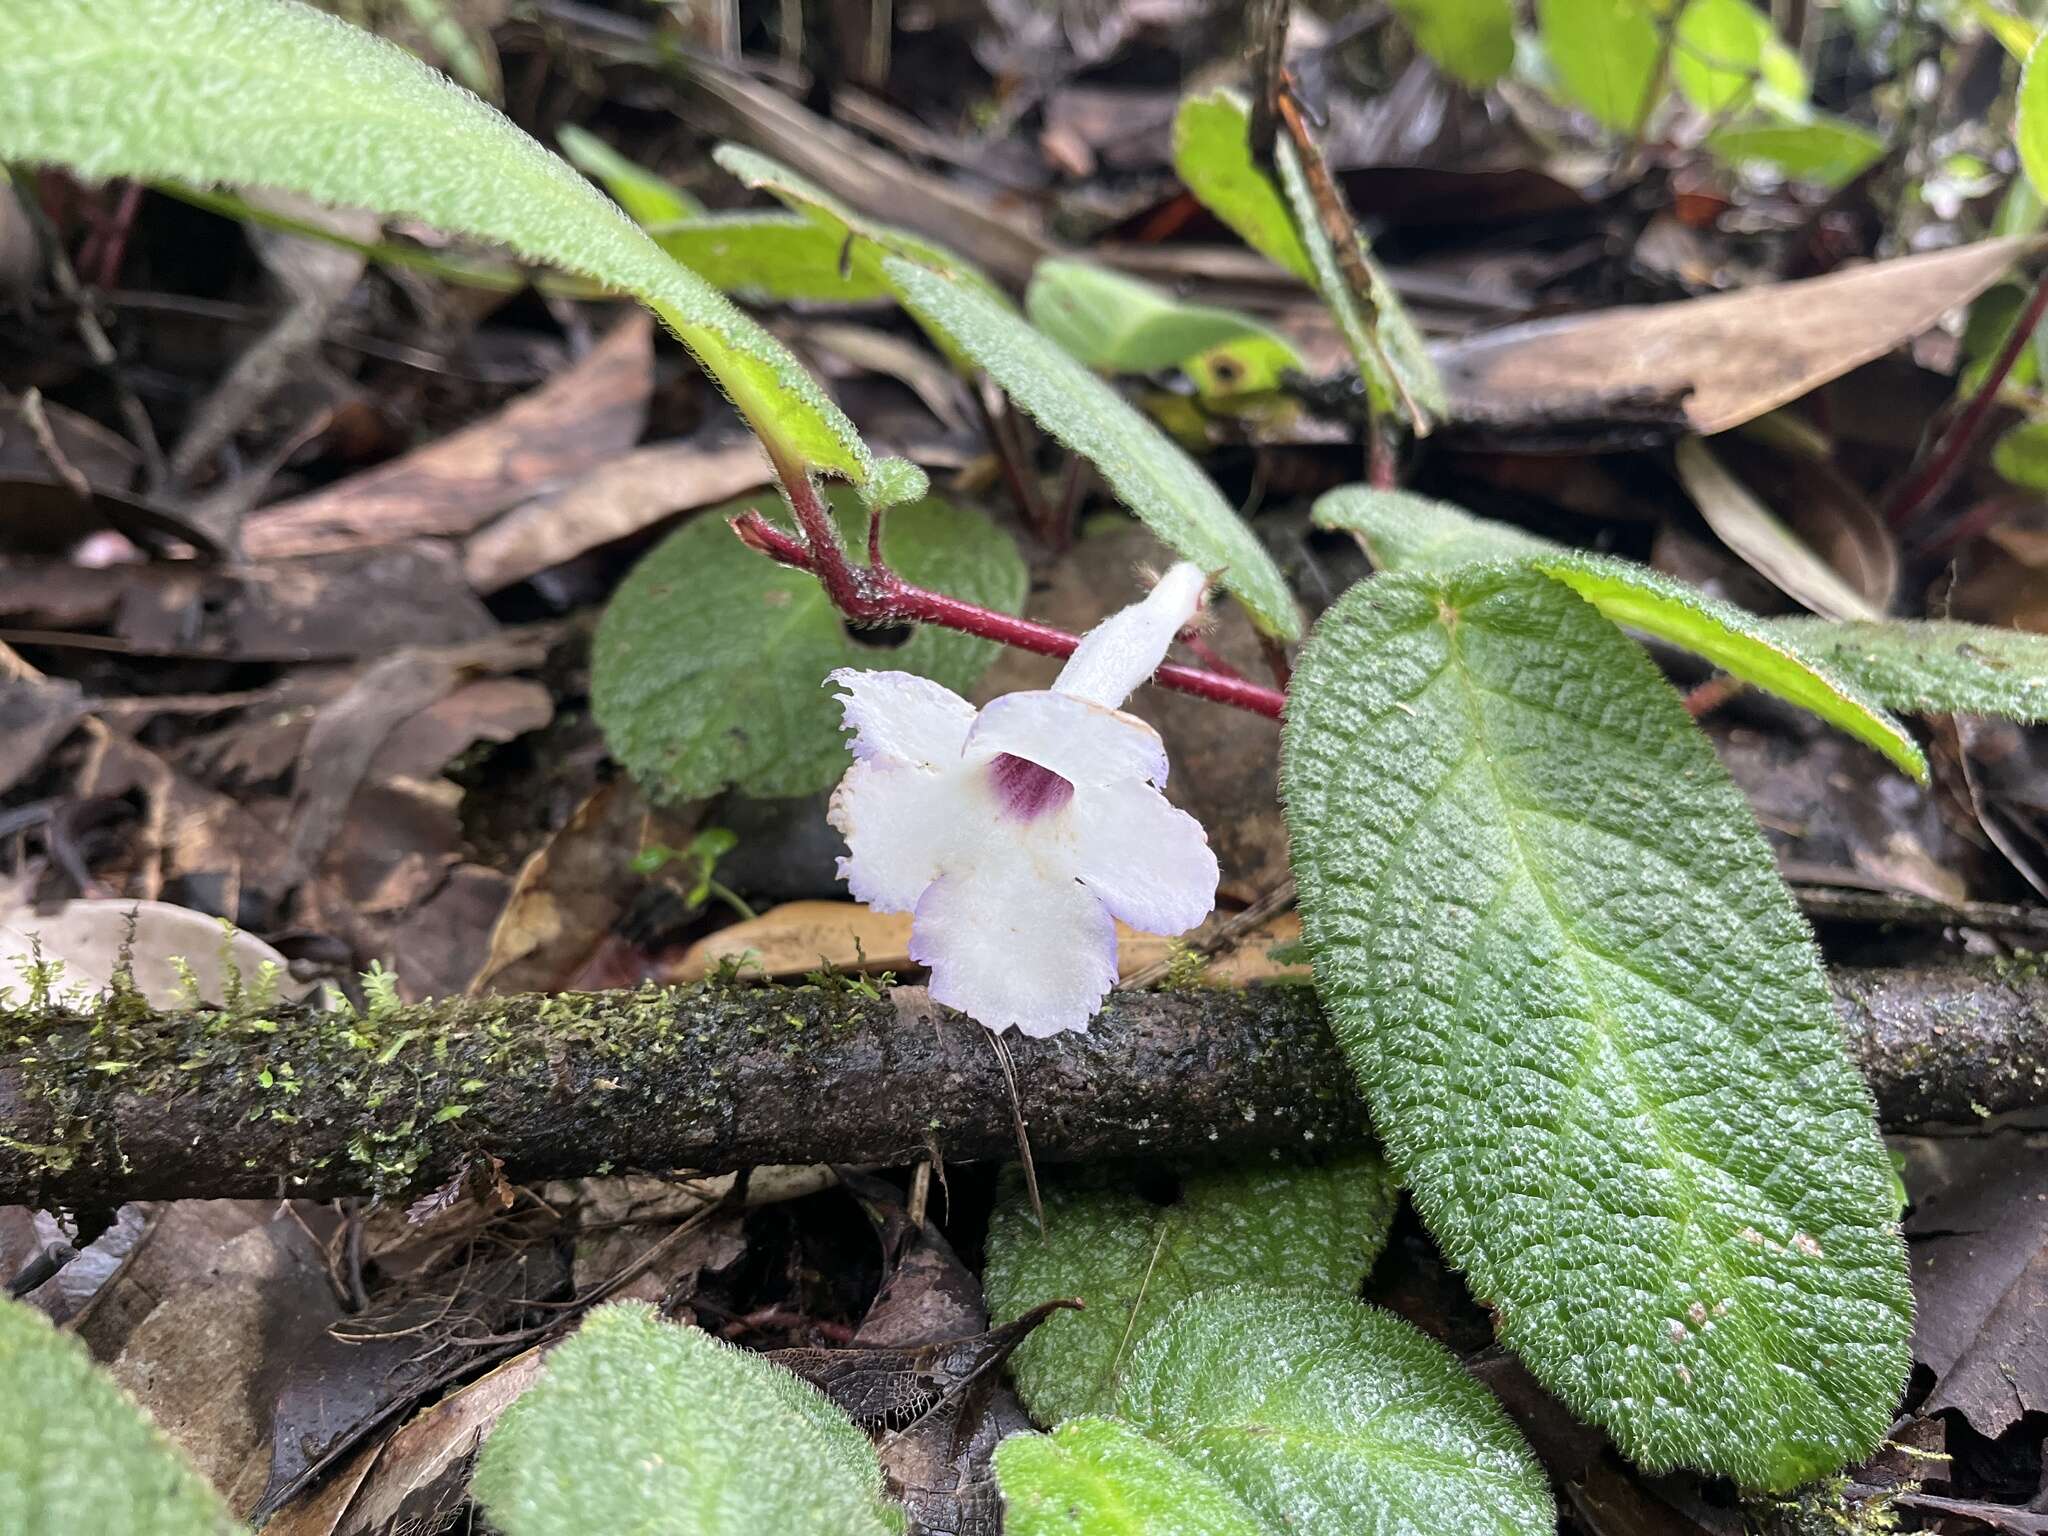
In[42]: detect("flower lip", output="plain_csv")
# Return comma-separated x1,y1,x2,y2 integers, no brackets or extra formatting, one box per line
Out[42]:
987,751,1074,821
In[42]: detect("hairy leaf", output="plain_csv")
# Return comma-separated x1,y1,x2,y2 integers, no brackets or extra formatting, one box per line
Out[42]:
1117,1286,1555,1535
1172,91,1314,281
1024,257,1303,391
1312,487,1926,778
473,1304,903,1536
884,257,1303,639
0,1296,239,1536
1706,114,1887,187
984,1153,1398,1423
652,212,890,303
1283,566,1914,1489
997,1416,1268,1536
1537,0,1664,130
0,0,868,479
592,486,1024,801
1390,0,1516,85
1768,618,2048,720
558,124,701,225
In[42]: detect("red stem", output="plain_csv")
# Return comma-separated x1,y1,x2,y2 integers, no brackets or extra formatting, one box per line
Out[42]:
733,510,1287,719
1884,265,2048,531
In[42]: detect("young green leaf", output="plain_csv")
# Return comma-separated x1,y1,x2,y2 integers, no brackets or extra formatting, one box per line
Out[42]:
1672,0,1806,114
1117,1286,1555,1536
1172,91,1315,281
1767,617,2048,720
473,1303,903,1536
0,1295,240,1536
1313,486,1926,779
1705,114,1887,188
997,1416,1269,1536
592,486,1025,801
651,213,890,304
2022,34,2048,201
0,0,869,480
1024,258,1304,389
1283,566,1914,1490
1313,486,1562,574
1537,0,1665,130
1274,142,1447,432
1993,419,2048,489
558,124,702,225
883,257,1303,639
983,1153,1398,1423
1389,0,1516,86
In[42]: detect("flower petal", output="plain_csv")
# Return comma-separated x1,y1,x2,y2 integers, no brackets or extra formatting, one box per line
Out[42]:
828,756,969,912
967,690,1168,788
828,668,976,768
1053,561,1208,707
1070,778,1219,936
909,845,1119,1037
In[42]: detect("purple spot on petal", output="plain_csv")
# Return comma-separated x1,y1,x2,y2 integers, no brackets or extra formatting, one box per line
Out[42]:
988,752,1075,821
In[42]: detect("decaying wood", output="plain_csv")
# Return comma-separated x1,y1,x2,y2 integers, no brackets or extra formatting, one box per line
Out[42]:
3,962,2043,1207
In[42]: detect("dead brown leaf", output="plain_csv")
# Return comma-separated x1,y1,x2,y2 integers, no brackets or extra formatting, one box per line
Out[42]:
243,311,653,558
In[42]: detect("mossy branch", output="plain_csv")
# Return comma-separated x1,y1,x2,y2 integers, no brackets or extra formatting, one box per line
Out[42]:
2,963,2044,1207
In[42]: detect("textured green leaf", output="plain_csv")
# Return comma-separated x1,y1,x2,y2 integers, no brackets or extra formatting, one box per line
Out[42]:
1282,566,1914,1490
1993,419,2048,489
1172,91,1314,281
473,1303,902,1536
1390,0,1516,85
884,257,1303,640
1274,141,1446,432
592,486,1024,801
984,1152,1397,1424
1705,114,1887,187
651,213,889,303
2023,35,2048,201
1024,258,1303,387
0,1295,239,1535
1313,486,1561,574
1117,1286,1555,1536
1767,618,2048,720
558,124,702,225
1672,0,1806,114
0,0,868,479
1538,0,1665,130
1312,486,1925,778
996,1417,1268,1536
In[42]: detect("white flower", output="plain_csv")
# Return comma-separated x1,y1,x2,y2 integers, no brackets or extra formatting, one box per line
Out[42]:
826,563,1220,1037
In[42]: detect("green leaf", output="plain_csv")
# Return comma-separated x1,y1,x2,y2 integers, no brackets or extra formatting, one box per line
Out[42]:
1024,258,1304,391
984,1153,1398,1424
1274,141,1447,432
1673,0,1806,114
1993,418,2048,489
558,124,702,226
883,257,1303,640
1537,0,1665,130
1390,0,1517,86
0,1295,240,1535
2025,34,2048,202
1767,618,2048,720
592,485,1025,801
651,212,890,304
1972,0,2039,63
1282,566,1914,1490
1705,114,1887,187
473,1303,903,1536
1172,91,1314,281
1313,486,1925,779
996,1417,1268,1536
1117,1286,1555,1536
1312,486,1562,574
0,0,869,480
